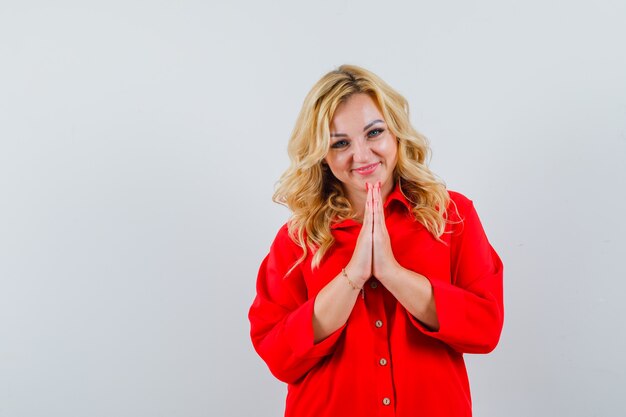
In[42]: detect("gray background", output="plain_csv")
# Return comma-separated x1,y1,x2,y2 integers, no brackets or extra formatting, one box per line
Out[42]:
1,1,625,416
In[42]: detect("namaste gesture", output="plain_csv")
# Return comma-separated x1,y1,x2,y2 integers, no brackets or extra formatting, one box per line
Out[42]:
345,181,401,288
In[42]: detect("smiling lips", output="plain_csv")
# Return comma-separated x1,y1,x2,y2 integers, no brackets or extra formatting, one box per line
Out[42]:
353,162,381,176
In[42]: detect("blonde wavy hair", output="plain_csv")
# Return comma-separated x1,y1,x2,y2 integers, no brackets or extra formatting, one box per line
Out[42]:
274,64,450,270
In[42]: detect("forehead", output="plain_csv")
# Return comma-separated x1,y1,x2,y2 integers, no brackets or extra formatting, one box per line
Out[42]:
330,94,384,129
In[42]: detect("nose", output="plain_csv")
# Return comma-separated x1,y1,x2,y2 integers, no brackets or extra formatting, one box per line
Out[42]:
352,139,372,163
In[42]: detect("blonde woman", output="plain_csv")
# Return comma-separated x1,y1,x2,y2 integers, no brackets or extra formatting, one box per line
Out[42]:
249,65,504,417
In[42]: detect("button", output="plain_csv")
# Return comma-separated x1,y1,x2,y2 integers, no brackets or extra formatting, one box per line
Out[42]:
375,320,383,328
379,358,387,366
382,397,391,406
370,281,378,289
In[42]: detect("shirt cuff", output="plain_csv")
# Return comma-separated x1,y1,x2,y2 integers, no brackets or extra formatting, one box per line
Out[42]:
284,297,346,359
406,277,466,339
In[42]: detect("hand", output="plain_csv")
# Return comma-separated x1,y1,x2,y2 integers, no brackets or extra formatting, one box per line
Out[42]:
345,183,373,287
371,182,401,280
346,182,401,287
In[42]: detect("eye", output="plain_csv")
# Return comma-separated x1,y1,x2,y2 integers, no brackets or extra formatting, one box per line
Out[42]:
367,128,384,138
331,139,349,149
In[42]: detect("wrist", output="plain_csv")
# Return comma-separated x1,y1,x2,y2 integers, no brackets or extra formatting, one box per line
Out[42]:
344,263,369,288
341,266,366,300
377,261,404,283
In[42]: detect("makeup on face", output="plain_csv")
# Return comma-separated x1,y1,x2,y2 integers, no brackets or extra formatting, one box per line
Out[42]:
325,94,398,205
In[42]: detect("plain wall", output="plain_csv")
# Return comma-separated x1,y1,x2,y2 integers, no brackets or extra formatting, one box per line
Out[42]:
1,1,625,416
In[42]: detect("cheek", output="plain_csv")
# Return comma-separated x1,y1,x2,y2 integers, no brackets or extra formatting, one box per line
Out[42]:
375,137,398,160
325,155,346,177
328,153,349,170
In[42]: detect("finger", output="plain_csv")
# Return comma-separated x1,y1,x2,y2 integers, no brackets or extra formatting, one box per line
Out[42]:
374,182,383,224
371,182,379,212
371,182,378,230
363,182,373,232
375,183,390,237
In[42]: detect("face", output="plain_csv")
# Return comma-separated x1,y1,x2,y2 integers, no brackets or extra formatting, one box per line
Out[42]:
325,93,398,203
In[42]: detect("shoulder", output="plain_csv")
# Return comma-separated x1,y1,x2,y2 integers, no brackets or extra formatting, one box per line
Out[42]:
269,222,302,258
275,222,291,240
446,190,476,220
271,222,295,248
257,223,305,282
445,190,492,242
445,190,489,240
447,189,473,207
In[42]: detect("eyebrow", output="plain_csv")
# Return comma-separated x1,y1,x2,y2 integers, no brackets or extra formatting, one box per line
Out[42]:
330,119,385,137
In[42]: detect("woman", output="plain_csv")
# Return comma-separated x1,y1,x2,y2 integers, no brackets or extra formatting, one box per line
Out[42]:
249,65,504,417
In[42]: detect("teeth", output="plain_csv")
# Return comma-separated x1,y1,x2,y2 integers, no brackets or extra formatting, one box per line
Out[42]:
357,163,377,171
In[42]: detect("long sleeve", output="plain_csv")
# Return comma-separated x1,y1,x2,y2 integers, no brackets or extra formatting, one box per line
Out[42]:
250,187,503,416
408,193,504,353
248,225,346,384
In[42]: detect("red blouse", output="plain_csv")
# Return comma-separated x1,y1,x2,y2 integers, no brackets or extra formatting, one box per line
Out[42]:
249,186,504,417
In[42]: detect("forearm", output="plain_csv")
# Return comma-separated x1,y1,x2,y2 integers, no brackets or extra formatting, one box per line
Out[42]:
379,265,439,331
312,267,363,343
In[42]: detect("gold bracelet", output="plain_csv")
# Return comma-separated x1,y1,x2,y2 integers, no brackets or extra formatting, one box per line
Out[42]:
342,268,365,299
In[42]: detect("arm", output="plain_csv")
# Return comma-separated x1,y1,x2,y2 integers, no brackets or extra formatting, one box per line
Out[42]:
249,210,376,384
312,183,374,342
248,226,347,384
405,195,504,353
312,268,363,343
372,185,503,353
377,266,440,331
250,185,378,382
370,183,440,330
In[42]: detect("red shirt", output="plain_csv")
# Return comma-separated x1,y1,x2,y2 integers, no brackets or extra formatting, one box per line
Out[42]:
249,186,504,417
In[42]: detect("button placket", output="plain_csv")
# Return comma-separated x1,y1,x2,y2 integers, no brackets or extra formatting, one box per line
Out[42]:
365,277,394,415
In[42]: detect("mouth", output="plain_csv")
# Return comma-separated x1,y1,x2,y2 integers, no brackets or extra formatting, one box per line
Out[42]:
352,162,381,176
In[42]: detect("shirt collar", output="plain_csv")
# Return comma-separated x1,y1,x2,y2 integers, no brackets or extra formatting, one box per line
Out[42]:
384,182,413,211
331,182,412,230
